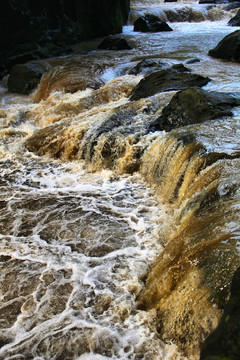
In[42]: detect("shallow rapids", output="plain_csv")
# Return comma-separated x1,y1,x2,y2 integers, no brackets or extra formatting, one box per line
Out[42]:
0,154,179,359
1,0,240,359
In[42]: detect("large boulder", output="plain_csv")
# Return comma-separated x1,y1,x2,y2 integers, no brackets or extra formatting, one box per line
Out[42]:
208,30,240,62
200,267,240,359
98,36,132,50
130,69,210,101
7,62,48,95
150,87,240,132
133,14,173,32
228,9,240,25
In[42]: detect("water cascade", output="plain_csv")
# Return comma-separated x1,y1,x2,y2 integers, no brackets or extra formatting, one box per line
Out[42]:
0,0,240,359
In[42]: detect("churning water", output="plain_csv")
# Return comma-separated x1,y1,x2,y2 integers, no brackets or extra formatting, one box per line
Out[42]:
0,0,240,359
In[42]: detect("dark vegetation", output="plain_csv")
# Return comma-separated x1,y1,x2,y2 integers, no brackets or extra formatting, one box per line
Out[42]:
0,0,130,78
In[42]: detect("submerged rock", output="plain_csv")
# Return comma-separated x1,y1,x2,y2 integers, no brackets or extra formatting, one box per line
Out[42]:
208,30,240,63
130,69,210,101
98,36,132,50
200,266,240,359
33,66,104,102
7,62,48,95
150,87,240,132
133,14,173,32
186,58,201,64
128,59,167,76
228,9,240,26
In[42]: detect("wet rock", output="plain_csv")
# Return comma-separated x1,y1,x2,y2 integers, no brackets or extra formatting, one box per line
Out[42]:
133,14,173,32
208,30,240,63
200,266,240,360
7,62,48,95
150,87,240,132
1,42,72,79
186,58,201,64
130,69,210,101
128,59,167,76
171,63,191,72
228,9,240,25
98,36,132,50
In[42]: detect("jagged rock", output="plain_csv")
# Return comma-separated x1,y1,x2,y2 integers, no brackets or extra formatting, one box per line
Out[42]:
208,30,240,62
128,59,167,76
133,14,173,32
7,62,48,95
200,266,240,360
150,87,240,132
228,9,240,25
130,69,210,101
98,36,132,50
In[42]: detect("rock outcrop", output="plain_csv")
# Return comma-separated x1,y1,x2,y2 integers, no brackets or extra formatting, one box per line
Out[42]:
208,30,240,63
130,69,210,101
150,87,240,132
133,14,173,32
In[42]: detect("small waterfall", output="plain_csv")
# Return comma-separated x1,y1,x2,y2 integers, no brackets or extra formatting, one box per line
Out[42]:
1,2,240,358
129,0,236,24
137,131,240,357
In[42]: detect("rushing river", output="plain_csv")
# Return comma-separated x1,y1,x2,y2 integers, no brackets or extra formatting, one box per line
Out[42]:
1,1,240,359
